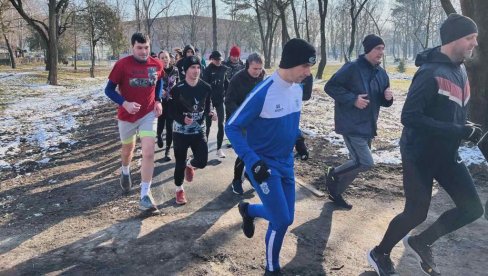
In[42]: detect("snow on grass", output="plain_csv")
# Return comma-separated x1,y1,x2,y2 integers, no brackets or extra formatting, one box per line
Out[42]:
302,78,486,167
0,71,108,168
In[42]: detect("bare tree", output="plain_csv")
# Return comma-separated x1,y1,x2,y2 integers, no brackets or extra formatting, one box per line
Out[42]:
141,0,173,49
212,0,217,50
316,0,328,79
273,0,291,48
290,0,300,38
345,0,369,61
9,0,72,84
0,0,16,68
81,0,121,77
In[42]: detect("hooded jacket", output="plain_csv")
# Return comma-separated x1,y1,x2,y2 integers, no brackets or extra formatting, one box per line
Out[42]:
324,54,392,138
176,45,196,80
400,46,470,162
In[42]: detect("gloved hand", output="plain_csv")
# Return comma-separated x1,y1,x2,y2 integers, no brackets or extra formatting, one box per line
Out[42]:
295,136,309,160
463,121,483,143
251,160,271,183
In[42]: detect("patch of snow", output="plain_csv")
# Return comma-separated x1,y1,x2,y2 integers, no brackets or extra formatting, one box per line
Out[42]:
459,146,487,166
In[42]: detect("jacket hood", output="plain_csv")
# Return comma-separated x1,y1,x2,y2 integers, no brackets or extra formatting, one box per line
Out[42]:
415,46,455,67
183,45,195,57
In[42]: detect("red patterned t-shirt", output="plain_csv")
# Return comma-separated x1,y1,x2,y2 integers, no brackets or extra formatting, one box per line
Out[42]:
108,55,164,122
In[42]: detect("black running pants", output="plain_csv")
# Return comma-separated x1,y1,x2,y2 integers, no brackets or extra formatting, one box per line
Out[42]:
173,132,208,186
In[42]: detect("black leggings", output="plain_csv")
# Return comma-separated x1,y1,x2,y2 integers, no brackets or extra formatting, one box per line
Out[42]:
157,104,173,151
377,153,483,254
206,101,225,150
234,157,245,181
173,132,208,186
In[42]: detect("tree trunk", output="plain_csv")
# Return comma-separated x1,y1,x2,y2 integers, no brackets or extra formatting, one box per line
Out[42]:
3,33,16,69
305,0,310,42
48,0,58,85
316,0,328,79
212,0,217,50
290,0,300,39
277,6,290,49
460,0,488,127
440,0,457,14
90,43,96,78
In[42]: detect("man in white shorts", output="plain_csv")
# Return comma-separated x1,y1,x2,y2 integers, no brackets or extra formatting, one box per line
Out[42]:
104,32,164,212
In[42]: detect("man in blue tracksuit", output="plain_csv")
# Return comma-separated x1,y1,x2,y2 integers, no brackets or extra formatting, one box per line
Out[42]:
324,34,393,209
225,38,316,275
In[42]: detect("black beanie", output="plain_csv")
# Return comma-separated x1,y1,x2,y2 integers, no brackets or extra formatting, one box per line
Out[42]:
440,13,478,45
362,34,385,54
209,50,222,60
279,38,316,69
183,56,201,72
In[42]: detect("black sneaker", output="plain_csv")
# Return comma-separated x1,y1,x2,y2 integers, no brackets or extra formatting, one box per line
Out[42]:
120,172,132,193
232,179,244,195
325,166,337,194
157,137,164,148
367,247,398,276
162,155,172,162
403,235,441,276
328,193,353,209
238,202,255,238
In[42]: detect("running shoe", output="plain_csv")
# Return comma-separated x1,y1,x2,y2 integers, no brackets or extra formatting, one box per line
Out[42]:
328,193,353,209
403,235,440,276
176,190,187,205
217,149,226,158
185,164,194,182
367,246,398,276
231,179,244,195
139,194,158,212
238,201,255,238
120,172,132,193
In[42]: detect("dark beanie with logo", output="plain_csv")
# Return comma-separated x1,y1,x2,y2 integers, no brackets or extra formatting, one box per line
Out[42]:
183,56,201,72
362,34,385,54
279,38,316,69
440,13,478,45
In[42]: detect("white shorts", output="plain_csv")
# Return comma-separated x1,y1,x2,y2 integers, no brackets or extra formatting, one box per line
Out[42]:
118,112,157,144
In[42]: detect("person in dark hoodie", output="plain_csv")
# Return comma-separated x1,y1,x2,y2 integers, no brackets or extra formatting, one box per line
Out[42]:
367,14,483,276
225,52,266,194
156,50,179,161
175,45,196,81
203,50,229,158
324,34,393,209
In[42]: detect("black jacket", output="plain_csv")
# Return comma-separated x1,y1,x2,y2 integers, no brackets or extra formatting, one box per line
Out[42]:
400,46,470,162
224,58,245,81
202,63,230,105
324,54,392,138
224,68,265,117
168,80,212,134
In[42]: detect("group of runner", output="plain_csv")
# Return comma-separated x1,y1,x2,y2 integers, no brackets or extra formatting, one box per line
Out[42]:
104,13,486,276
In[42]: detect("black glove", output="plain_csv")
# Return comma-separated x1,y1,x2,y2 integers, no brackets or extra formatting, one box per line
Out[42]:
295,136,309,160
251,160,271,183
463,121,483,143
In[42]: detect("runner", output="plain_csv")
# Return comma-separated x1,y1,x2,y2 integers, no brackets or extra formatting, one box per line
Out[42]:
224,45,245,81
368,14,484,276
156,50,179,161
104,32,163,213
224,52,265,194
168,56,217,205
175,45,195,81
226,38,316,275
202,50,229,158
323,34,394,209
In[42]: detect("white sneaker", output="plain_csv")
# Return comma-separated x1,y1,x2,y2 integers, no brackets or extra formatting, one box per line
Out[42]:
217,149,226,158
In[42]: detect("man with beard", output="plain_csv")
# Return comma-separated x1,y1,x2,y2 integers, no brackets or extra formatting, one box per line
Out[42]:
368,14,484,276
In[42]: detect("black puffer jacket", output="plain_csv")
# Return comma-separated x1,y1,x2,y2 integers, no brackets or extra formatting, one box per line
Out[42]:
400,46,470,162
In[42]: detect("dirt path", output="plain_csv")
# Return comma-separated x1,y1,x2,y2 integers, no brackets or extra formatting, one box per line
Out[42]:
0,102,487,276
